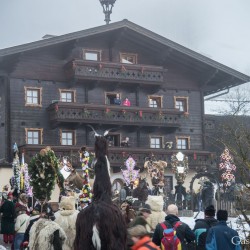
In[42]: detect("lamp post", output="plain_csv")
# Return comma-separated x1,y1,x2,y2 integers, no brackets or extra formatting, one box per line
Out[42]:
171,152,189,210
99,0,116,24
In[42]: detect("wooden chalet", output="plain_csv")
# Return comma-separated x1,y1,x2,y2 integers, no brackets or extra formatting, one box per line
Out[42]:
0,19,249,192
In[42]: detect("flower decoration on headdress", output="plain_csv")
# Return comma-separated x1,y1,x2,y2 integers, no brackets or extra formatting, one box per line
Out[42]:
121,156,140,186
219,147,236,187
79,146,92,203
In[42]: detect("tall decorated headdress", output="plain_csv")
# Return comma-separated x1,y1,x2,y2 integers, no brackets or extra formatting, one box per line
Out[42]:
121,155,140,186
28,146,64,201
79,146,92,204
219,147,236,187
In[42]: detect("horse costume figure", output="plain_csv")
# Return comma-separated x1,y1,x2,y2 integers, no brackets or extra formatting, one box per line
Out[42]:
74,129,127,250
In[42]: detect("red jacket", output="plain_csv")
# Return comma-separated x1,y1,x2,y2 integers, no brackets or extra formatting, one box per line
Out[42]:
131,236,160,250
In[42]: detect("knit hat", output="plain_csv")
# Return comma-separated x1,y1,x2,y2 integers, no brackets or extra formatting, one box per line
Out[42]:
139,204,151,214
128,225,147,238
205,205,215,217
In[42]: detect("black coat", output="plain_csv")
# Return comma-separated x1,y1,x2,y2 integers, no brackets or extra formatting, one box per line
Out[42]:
0,199,15,234
193,217,218,250
152,214,195,250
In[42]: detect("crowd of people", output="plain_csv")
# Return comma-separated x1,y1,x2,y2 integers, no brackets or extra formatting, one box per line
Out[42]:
0,189,242,250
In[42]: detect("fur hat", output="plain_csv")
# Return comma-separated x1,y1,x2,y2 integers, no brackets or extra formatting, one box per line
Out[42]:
146,195,164,212
59,196,75,211
19,193,28,202
205,205,215,217
128,225,147,238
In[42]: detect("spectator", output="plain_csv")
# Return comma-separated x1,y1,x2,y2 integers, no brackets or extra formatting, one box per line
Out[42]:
15,193,30,216
0,192,15,245
206,210,241,250
14,207,29,250
128,225,160,250
130,204,153,233
22,204,41,245
193,204,218,250
114,94,121,105
121,137,130,147
152,204,195,250
122,97,131,106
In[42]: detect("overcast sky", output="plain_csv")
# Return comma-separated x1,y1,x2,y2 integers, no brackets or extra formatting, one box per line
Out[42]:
1,0,250,113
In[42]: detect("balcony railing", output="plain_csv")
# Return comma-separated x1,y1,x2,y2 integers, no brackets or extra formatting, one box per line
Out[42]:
47,102,183,128
19,144,216,172
65,60,166,84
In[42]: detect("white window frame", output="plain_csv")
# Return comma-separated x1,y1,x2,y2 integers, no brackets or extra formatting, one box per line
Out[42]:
60,130,76,146
59,89,76,103
24,87,42,107
25,128,43,145
150,136,164,149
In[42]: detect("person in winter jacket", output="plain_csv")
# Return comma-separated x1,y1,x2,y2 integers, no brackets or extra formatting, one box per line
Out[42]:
0,192,15,245
206,210,241,250
145,195,166,230
193,204,218,250
152,204,195,250
54,196,79,250
128,225,160,250
14,208,29,250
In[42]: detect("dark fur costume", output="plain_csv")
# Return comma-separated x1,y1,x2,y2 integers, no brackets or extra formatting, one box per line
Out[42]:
74,136,127,250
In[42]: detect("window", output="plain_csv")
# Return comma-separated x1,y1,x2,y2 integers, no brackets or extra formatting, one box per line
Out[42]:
60,130,75,145
25,87,42,106
176,137,190,150
174,97,188,112
148,95,162,108
120,53,137,64
59,89,76,103
83,49,101,61
107,133,121,147
25,128,43,144
105,92,121,105
150,136,163,149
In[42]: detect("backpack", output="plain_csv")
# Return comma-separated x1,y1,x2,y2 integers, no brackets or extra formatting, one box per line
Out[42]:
195,220,213,250
160,221,182,250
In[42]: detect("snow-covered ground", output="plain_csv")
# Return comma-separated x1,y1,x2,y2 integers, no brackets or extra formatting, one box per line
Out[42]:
180,212,250,239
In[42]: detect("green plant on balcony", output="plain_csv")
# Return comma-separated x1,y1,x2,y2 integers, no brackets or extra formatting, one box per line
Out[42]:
83,108,91,118
158,111,164,120
104,108,113,118
135,110,143,119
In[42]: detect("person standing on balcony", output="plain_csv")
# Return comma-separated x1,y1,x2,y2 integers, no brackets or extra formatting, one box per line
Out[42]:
122,97,131,106
114,93,121,105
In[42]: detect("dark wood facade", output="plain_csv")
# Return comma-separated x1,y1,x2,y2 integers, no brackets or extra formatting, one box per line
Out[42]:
0,20,249,174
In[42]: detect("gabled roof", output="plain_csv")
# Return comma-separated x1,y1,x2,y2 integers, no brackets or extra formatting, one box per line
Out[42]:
0,19,249,94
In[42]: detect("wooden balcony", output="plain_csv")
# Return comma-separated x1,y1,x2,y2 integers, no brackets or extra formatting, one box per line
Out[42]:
47,102,183,128
19,144,216,172
64,60,165,84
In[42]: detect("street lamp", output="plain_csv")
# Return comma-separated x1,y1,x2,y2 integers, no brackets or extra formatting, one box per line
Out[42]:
99,0,116,24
